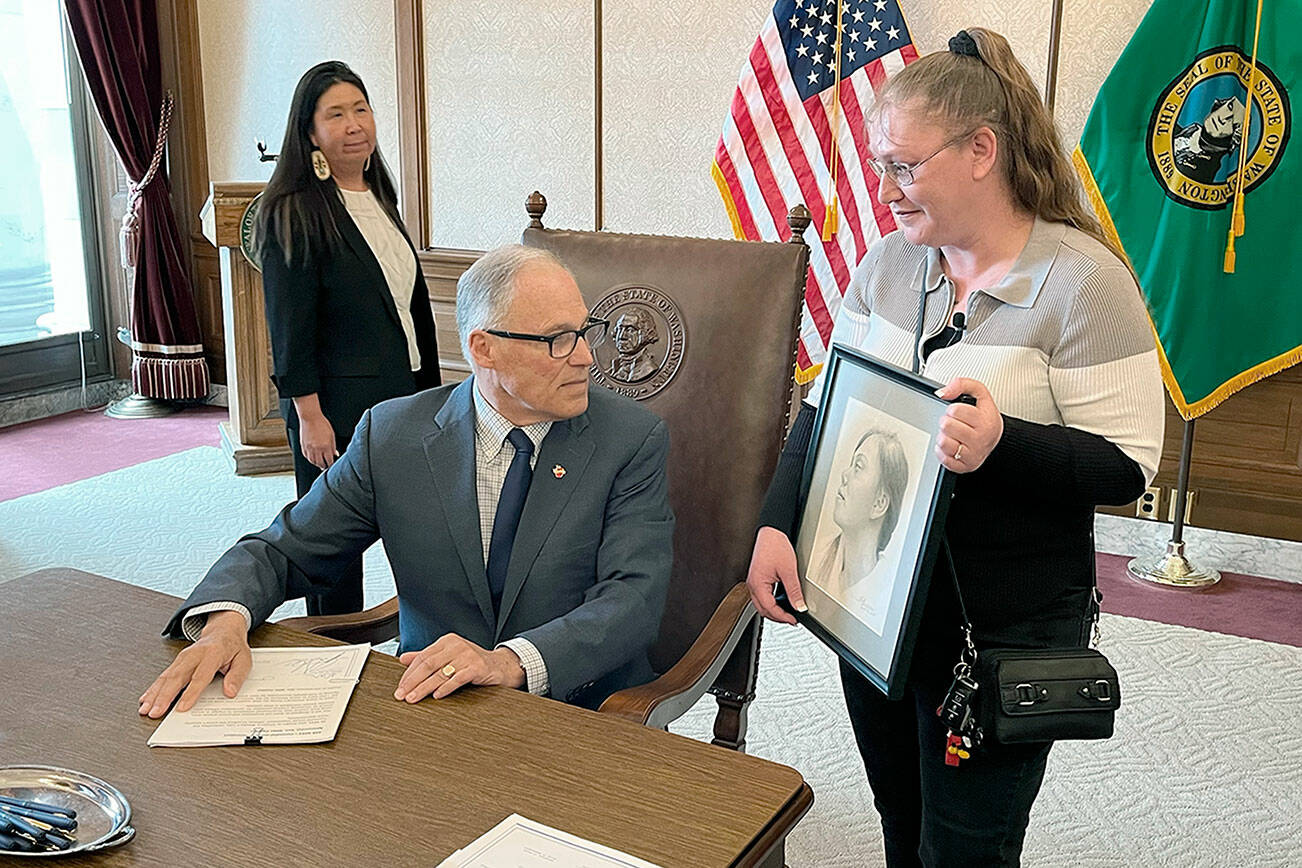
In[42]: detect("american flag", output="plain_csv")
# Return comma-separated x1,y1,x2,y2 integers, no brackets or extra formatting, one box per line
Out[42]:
713,0,917,382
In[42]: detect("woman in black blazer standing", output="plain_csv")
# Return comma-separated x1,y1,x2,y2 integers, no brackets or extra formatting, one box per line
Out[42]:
254,61,440,615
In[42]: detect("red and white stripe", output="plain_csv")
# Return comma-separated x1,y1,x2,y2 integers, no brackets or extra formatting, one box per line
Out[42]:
715,11,916,379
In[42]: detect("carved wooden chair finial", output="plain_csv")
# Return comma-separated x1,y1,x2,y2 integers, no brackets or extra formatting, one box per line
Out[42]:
526,191,548,229
786,204,812,243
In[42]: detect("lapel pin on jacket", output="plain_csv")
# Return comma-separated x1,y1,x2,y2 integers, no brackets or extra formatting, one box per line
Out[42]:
553,465,566,479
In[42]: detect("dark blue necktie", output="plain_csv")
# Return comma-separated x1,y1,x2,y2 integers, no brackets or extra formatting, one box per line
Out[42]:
487,428,534,615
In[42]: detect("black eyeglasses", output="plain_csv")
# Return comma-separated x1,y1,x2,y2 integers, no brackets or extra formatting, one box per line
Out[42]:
484,317,609,359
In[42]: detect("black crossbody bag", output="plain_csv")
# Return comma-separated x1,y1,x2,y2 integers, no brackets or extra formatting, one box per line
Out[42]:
943,540,1121,746
911,287,1119,748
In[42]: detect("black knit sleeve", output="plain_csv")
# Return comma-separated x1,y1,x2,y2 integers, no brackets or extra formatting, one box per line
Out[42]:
756,402,818,536
966,416,1147,507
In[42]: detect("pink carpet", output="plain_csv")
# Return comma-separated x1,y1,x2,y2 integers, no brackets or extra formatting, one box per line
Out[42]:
0,406,226,502
1097,552,1302,648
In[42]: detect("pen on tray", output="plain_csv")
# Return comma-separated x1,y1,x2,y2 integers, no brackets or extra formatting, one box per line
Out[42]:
0,794,76,818
0,803,78,831
36,827,74,849
0,807,48,840
0,812,74,852
0,829,39,852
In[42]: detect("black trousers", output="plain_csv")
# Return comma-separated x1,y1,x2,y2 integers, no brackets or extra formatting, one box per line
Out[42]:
840,659,1052,867
286,424,365,616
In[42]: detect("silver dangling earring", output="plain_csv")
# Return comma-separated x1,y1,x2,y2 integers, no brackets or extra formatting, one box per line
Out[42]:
364,153,371,173
311,149,331,181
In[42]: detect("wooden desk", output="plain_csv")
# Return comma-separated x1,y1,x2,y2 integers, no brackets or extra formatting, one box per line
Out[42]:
0,570,811,867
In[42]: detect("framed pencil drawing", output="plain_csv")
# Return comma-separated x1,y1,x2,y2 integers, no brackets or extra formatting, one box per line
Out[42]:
782,344,961,699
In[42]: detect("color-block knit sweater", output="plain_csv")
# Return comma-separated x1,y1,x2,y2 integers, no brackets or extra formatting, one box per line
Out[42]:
761,219,1165,669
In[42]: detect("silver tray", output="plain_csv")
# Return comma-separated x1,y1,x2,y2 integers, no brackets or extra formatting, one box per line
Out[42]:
0,765,134,857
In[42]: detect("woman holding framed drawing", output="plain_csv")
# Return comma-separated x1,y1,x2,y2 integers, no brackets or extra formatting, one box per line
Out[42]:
744,28,1165,867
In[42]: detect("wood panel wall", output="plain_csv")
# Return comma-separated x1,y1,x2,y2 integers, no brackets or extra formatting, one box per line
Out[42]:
1112,367,1302,542
417,249,478,383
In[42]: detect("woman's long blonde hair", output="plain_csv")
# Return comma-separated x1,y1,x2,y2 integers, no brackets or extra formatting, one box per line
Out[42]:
871,28,1113,253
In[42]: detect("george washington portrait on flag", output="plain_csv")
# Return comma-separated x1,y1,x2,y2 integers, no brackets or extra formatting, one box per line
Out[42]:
713,0,918,383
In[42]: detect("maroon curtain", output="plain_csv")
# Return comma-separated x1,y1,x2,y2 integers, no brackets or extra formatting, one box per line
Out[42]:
65,0,209,400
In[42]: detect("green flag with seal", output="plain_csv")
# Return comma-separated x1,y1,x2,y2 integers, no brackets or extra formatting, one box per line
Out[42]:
1074,0,1299,419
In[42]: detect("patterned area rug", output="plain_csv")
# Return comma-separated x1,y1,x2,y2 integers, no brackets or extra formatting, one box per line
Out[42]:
2,446,1299,866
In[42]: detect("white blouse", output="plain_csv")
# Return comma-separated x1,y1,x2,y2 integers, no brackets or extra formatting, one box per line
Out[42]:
338,186,421,371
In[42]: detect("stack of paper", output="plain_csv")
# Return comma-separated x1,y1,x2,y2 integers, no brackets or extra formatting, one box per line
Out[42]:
438,814,663,868
147,644,370,747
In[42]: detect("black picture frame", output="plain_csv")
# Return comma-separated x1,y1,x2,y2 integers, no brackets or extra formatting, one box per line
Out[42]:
779,344,960,699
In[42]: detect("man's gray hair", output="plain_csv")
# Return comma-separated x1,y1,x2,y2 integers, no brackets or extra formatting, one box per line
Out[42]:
456,244,569,358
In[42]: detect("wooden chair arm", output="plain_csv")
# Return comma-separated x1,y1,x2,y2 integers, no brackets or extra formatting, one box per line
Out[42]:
278,596,400,646
599,582,757,729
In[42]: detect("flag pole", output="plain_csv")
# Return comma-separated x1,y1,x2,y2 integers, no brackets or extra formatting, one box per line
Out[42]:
1126,419,1221,588
1044,0,1064,114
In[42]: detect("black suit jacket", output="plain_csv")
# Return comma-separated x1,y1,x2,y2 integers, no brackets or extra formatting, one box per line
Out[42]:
261,195,441,442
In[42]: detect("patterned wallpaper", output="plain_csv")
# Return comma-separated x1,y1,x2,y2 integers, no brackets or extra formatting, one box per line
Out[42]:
1056,0,1155,148
197,0,400,184
601,2,770,238
422,0,595,251
197,0,1153,242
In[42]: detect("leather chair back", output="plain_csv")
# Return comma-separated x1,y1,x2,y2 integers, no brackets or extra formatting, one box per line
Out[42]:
523,196,810,673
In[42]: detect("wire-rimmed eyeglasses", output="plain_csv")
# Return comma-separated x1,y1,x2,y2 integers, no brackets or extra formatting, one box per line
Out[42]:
867,130,975,187
484,317,609,359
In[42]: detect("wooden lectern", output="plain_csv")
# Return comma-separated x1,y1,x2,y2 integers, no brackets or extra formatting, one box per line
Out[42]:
199,182,292,475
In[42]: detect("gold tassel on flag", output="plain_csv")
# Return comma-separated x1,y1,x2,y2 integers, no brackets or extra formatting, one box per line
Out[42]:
1224,0,1264,273
822,0,845,242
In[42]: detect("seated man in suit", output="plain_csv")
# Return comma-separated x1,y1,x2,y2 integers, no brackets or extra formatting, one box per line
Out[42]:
139,244,674,715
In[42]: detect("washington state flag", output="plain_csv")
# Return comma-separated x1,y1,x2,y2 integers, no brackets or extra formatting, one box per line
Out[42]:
1074,0,1300,419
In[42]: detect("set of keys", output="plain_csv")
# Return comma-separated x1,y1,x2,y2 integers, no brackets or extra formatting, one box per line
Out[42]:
937,663,983,767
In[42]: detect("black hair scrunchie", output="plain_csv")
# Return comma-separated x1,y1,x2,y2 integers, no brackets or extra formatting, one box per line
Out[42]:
948,30,980,59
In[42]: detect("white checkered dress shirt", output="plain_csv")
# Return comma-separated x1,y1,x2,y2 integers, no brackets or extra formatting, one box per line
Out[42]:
181,385,555,696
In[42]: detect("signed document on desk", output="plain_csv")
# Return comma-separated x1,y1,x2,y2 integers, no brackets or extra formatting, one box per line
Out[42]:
147,644,370,748
438,814,664,868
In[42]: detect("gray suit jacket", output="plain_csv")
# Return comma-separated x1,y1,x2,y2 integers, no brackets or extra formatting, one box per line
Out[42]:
165,378,674,708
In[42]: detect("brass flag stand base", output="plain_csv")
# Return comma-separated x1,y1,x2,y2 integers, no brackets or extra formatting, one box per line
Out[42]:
105,394,181,419
1127,540,1221,589
1126,419,1220,590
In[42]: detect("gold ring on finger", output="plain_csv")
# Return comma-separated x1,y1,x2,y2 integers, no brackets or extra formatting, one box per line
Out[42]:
441,663,456,678
954,443,964,462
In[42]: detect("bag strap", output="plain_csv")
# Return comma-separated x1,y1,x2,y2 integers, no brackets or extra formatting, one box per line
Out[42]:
942,536,1102,651
941,539,979,670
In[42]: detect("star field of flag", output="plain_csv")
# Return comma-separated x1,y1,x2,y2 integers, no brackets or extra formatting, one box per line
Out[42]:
713,0,917,380
780,0,912,101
